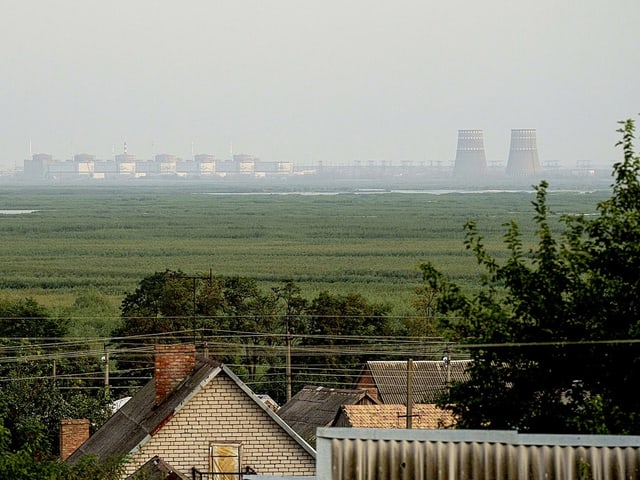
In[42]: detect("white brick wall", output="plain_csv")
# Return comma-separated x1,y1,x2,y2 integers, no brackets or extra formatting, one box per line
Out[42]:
124,372,316,477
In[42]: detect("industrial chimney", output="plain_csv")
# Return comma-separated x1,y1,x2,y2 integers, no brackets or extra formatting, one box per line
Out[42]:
506,129,541,176
453,129,487,177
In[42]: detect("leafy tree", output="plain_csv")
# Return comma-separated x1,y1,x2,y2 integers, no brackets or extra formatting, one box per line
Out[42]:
0,298,112,456
114,272,396,401
115,273,297,397
216,278,280,382
63,288,119,338
409,263,447,337
0,422,125,480
0,298,66,339
296,291,391,388
422,118,640,434
272,279,309,335
116,269,226,341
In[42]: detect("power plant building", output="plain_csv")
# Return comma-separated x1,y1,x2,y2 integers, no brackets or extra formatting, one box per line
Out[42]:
194,154,216,176
453,130,487,176
115,153,136,176
506,129,541,176
155,154,177,175
24,153,54,178
74,154,95,176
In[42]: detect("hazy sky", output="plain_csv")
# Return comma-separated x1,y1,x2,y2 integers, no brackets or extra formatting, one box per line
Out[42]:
2,0,639,170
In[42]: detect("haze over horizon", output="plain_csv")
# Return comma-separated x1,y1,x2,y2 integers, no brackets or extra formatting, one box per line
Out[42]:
2,1,639,171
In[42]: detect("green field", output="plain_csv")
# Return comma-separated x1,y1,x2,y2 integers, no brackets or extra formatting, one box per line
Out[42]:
0,180,611,322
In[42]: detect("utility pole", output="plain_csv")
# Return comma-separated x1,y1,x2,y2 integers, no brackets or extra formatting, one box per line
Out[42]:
406,358,413,429
443,344,451,390
174,272,210,346
103,348,110,397
286,326,292,402
192,276,197,345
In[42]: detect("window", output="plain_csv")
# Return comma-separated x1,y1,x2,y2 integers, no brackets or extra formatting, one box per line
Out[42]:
210,443,241,480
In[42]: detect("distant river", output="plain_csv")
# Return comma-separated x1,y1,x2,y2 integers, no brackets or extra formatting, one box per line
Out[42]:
0,210,38,214
197,188,601,196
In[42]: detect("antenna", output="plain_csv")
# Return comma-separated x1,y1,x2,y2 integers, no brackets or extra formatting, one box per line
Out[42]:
29,140,32,158
124,141,128,155
191,140,195,161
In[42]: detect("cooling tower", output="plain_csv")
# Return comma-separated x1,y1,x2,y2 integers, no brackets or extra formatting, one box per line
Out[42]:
506,129,541,176
453,130,487,176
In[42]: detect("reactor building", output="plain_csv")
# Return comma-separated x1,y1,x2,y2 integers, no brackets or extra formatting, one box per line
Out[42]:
506,129,541,176
453,129,487,177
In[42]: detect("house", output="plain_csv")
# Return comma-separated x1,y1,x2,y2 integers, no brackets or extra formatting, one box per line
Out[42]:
332,404,455,429
65,344,316,478
276,386,377,447
353,359,471,404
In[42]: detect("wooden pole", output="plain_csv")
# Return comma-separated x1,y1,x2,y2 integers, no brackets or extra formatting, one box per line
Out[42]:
104,350,110,397
407,358,413,429
286,328,292,402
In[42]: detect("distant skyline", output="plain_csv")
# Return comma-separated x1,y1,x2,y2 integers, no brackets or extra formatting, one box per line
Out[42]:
2,1,639,170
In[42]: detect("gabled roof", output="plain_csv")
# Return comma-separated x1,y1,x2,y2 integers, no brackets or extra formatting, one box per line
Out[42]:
357,360,471,404
68,357,315,463
277,385,377,447
125,456,190,480
334,404,455,429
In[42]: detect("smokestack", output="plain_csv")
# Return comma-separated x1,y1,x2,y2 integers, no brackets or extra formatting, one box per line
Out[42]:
506,129,541,176
453,129,487,177
154,344,196,405
60,419,90,460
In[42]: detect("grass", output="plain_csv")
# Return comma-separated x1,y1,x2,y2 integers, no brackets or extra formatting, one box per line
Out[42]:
0,180,611,327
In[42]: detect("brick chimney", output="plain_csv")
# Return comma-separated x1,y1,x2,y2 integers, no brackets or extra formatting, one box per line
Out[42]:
154,344,196,405
60,419,90,460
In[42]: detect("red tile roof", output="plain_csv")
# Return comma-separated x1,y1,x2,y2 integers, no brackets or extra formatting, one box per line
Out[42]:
335,404,455,429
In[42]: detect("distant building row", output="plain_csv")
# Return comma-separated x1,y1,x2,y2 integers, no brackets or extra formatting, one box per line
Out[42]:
22,129,550,180
23,153,294,180
454,128,542,176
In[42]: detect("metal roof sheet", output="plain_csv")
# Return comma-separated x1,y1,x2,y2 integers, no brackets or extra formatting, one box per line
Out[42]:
362,360,471,404
316,428,640,480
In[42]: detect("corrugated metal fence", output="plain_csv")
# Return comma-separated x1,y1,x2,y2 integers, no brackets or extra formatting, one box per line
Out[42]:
316,428,640,480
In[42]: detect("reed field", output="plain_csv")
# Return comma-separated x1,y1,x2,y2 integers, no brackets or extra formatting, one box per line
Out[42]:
0,180,611,323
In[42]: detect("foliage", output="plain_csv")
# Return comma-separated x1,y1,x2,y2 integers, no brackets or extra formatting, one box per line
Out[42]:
294,291,392,389
0,431,125,480
0,298,113,457
63,288,119,338
422,118,640,434
0,297,66,339
115,271,394,401
0,354,112,456
409,263,450,337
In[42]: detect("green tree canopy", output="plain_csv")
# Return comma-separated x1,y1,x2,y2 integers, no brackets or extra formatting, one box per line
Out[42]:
423,118,640,434
297,291,391,388
0,298,66,339
0,297,111,457
114,272,394,401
